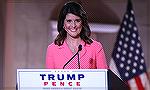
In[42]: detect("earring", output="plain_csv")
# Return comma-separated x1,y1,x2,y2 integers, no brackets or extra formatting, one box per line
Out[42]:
63,26,65,29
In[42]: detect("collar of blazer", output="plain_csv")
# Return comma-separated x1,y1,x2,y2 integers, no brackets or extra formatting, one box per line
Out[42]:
57,39,89,60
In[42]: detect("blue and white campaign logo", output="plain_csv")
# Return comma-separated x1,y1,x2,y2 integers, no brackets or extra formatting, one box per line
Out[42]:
17,69,108,90
40,73,85,87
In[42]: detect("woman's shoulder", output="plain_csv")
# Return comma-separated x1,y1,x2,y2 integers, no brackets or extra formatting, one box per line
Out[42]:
90,39,103,48
47,42,58,49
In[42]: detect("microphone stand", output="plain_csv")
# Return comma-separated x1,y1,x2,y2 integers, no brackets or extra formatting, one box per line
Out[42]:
63,45,82,69
77,52,80,69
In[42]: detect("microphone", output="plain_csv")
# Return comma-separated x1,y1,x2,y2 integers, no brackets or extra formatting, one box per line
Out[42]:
78,44,82,51
77,44,82,69
63,44,82,69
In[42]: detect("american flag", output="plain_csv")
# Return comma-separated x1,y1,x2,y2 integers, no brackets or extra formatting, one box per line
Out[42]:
109,0,150,90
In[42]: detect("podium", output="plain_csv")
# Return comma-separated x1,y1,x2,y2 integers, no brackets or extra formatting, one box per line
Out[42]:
17,69,129,90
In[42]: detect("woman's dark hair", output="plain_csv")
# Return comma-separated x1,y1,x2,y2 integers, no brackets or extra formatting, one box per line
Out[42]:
54,1,93,46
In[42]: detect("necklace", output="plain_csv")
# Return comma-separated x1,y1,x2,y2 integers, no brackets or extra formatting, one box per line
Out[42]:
66,39,81,54
70,46,76,53
68,43,78,54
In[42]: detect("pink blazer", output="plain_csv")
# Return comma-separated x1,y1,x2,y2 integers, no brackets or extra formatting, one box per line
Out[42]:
46,40,108,69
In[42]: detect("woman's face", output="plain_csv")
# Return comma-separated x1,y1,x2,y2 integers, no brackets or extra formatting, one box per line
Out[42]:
64,13,82,38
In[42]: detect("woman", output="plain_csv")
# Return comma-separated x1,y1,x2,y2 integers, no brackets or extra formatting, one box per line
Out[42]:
46,1,108,69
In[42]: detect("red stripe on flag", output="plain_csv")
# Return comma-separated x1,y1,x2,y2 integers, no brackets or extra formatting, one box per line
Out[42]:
146,72,150,82
127,82,131,90
135,76,144,90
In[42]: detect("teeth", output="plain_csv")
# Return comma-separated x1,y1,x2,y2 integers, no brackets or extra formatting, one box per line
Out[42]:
71,29,76,32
